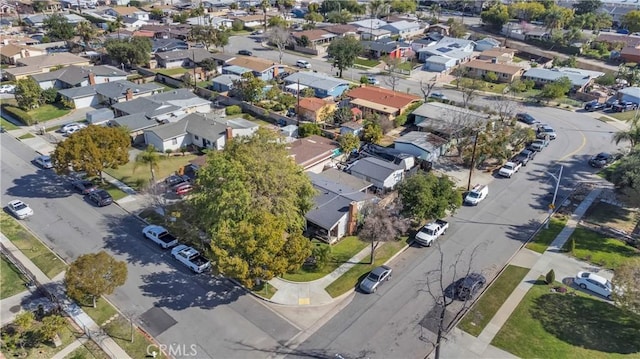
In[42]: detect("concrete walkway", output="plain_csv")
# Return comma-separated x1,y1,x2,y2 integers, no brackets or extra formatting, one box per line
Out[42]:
50,337,89,359
0,234,132,359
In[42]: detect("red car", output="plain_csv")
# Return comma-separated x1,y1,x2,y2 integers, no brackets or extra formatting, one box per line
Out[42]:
175,183,193,196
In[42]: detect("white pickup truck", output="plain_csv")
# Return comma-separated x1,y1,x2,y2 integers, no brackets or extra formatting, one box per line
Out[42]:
415,219,449,247
498,160,522,178
142,225,179,249
171,245,211,273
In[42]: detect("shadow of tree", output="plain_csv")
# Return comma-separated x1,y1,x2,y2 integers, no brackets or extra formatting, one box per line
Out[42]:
4,168,73,199
100,213,168,267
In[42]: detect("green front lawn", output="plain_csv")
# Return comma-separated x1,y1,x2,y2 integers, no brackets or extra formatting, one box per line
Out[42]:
1,117,20,130
104,154,198,191
0,213,67,279
525,215,569,254
18,133,35,139
81,297,118,327
251,281,278,299
583,201,639,234
28,104,71,122
450,78,508,94
563,226,640,270
100,182,128,201
396,61,414,71
610,111,639,122
354,57,381,68
458,265,530,336
492,279,640,358
0,256,28,299
155,68,190,76
282,236,369,282
325,238,408,297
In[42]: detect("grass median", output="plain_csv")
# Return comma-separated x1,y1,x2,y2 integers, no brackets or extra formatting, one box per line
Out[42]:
325,238,408,298
524,215,568,254
0,213,66,279
0,256,28,299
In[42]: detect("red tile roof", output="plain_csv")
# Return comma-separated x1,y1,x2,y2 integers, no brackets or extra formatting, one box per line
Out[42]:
298,97,330,112
346,86,420,110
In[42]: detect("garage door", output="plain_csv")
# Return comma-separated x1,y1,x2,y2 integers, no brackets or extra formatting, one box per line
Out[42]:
73,95,100,109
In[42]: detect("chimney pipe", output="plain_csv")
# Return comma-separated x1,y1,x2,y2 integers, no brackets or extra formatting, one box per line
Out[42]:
125,88,133,100
347,201,358,235
88,72,96,85
225,126,233,140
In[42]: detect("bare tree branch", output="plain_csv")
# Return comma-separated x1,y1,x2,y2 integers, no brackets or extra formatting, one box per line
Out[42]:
383,56,403,91
268,25,291,64
419,78,437,102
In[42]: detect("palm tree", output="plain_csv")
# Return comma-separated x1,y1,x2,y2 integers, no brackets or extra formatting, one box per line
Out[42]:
261,0,269,32
429,3,441,22
109,16,124,40
544,7,565,34
613,116,640,149
134,145,161,184
76,21,96,46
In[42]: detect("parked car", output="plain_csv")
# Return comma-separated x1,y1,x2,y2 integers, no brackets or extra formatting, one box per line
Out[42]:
296,59,311,68
34,155,53,169
574,271,613,300
171,245,211,273
7,200,34,219
0,84,15,93
165,174,190,188
455,273,486,301
359,265,392,294
63,124,86,136
464,184,488,206
612,101,638,112
88,189,113,207
59,122,83,134
536,125,557,140
514,149,534,166
367,76,379,85
142,225,179,249
528,138,549,152
237,49,253,56
175,183,193,196
498,161,522,178
516,113,538,125
584,101,605,112
415,219,448,246
71,179,97,194
589,152,615,168
429,92,447,101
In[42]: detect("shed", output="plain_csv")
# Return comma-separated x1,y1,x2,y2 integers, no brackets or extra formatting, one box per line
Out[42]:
86,108,114,125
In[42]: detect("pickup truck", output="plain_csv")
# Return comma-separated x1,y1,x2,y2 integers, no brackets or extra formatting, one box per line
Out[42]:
498,161,522,178
464,184,488,206
415,219,449,247
142,225,178,249
171,245,211,273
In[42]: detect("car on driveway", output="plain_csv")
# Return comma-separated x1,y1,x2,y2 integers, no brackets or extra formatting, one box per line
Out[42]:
60,122,83,134
455,273,486,301
574,271,613,300
367,76,379,85
237,49,253,56
88,189,113,207
7,200,34,219
612,101,638,112
0,84,16,93
359,265,392,293
71,179,97,194
165,174,190,188
174,183,194,196
516,113,538,125
34,155,53,169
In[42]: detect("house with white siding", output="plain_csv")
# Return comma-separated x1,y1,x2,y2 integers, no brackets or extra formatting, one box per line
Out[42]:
31,65,127,90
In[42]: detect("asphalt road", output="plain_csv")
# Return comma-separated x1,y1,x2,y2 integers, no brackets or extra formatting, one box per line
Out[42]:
0,134,301,359
285,108,623,358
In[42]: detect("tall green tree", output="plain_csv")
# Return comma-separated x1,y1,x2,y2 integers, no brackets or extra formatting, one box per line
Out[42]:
298,123,321,137
134,145,161,184
14,78,42,110
104,37,152,67
333,106,353,125
108,16,125,39
43,14,75,41
327,10,353,24
76,21,97,44
573,0,602,15
622,10,640,32
65,251,128,308
390,0,416,14
51,125,130,181
538,76,572,100
232,72,265,103
543,5,574,33
612,117,640,149
358,204,408,263
509,1,545,21
38,315,66,342
481,3,510,31
363,121,382,143
327,35,363,78
397,172,462,221
609,149,640,197
338,133,360,153
612,257,640,314
189,128,315,287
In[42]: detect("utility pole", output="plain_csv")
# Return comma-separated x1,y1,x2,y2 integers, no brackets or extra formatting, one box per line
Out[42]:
192,49,197,91
545,165,563,229
466,130,480,192
296,78,301,126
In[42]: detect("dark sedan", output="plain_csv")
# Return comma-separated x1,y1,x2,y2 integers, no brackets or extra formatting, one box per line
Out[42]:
238,50,253,56
584,101,605,112
165,174,190,188
71,179,97,194
516,113,538,125
88,189,113,207
455,273,486,301
589,152,615,168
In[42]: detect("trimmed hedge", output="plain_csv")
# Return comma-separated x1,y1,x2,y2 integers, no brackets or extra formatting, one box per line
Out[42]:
1,105,33,125
225,105,242,115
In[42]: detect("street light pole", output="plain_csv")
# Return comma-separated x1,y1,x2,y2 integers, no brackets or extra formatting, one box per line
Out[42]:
545,165,563,229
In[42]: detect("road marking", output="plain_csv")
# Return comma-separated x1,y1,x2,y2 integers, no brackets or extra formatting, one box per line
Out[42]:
559,127,587,161
298,297,310,305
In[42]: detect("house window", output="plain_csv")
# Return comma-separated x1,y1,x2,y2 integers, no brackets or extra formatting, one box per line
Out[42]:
194,135,199,140
172,138,178,145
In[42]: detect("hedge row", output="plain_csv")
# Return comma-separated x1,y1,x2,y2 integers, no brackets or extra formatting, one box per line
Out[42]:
1,105,33,125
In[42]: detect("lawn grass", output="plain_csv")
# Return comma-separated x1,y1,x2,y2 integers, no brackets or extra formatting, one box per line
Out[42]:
103,317,167,359
64,340,110,359
525,215,569,253
563,226,640,270
1,320,80,359
1,117,20,130
282,236,369,282
155,68,190,76
354,57,380,68
325,238,408,298
458,265,530,337
251,281,278,299
0,256,28,299
450,78,508,94
0,213,66,279
609,110,638,122
28,104,71,122
396,61,414,71
81,297,119,327
18,133,35,139
598,161,619,180
583,201,639,234
491,278,640,358
598,116,614,122
153,81,179,91
100,183,128,201
104,154,198,190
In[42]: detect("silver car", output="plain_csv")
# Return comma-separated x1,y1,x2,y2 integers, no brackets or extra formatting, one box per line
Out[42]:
7,200,34,219
359,265,392,294
34,155,53,169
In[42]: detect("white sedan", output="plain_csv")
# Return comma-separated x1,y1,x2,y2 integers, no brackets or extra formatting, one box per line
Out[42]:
34,155,53,169
574,271,613,300
0,84,15,93
60,122,86,134
7,200,34,219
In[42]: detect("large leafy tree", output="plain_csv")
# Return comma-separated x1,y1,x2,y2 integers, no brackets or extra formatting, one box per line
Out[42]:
358,204,408,263
508,1,545,21
232,72,265,103
14,78,42,110
38,315,67,342
573,0,602,15
51,125,130,181
612,257,640,314
327,35,363,78
390,0,416,14
612,117,640,149
326,10,353,24
189,128,315,287
481,2,510,31
398,172,462,221
105,37,152,67
538,76,572,100
76,21,97,44
543,5,574,33
609,149,640,197
622,10,640,33
338,133,360,153
65,251,127,308
43,14,75,41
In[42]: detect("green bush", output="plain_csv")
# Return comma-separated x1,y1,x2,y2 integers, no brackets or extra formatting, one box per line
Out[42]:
360,75,369,84
225,105,242,115
1,105,34,125
311,244,331,270
272,103,285,111
545,269,555,285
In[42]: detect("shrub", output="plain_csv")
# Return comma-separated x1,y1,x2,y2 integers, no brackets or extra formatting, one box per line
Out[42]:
272,103,285,111
1,105,34,125
225,105,242,115
569,238,576,254
311,244,331,270
545,269,555,285
298,123,322,138
360,75,369,84
165,149,173,154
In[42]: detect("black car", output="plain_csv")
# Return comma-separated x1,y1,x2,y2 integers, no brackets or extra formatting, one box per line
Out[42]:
455,273,486,301
516,113,538,125
237,50,253,56
88,189,113,207
514,150,533,166
589,152,615,168
584,101,605,112
71,179,97,194
165,174,190,188
612,101,638,112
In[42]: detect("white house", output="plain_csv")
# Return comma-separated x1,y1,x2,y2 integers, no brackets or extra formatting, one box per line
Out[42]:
348,156,404,191
57,80,163,109
393,131,449,163
474,37,501,51
417,36,475,66
423,56,457,72
618,86,640,103
380,20,422,38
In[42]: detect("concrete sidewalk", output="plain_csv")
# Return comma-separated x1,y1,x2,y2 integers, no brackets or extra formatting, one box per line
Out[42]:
0,234,132,359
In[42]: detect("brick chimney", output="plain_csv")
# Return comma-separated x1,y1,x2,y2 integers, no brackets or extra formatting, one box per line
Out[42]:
88,72,96,85
125,88,133,101
347,201,358,235
225,126,233,140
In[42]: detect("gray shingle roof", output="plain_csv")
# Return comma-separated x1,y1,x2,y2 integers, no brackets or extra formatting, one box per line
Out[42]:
394,131,447,154
155,48,215,63
145,113,258,141
111,113,160,132
381,20,420,32
212,74,240,86
58,80,162,100
349,157,402,183
31,65,127,85
523,68,594,87
305,189,352,230
283,72,348,92
308,168,372,195
412,102,489,125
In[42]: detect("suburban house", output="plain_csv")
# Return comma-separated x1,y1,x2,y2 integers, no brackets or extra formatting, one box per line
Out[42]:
211,74,240,92
297,97,336,123
151,39,189,53
427,24,450,37
380,20,422,38
139,24,192,40
620,45,640,63
411,102,491,139
474,37,501,51
112,88,211,118
340,121,364,137
417,36,475,67
122,16,148,30
323,24,358,37
143,113,258,152
3,52,91,81
23,13,85,27
346,86,421,121
522,67,604,91
105,6,150,21
393,131,449,163
463,59,524,83
86,108,115,126
229,14,268,28
282,71,350,99
358,28,392,41
287,135,341,173
0,43,46,65
361,39,413,59
57,80,163,109
350,18,388,30
291,29,337,48
31,65,127,90
423,56,457,72
348,156,404,191
186,15,233,28
618,86,640,104
223,56,286,81
155,48,216,69
305,168,375,243
477,48,517,63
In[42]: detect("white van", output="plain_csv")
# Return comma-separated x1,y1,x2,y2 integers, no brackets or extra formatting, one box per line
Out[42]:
296,59,311,68
464,184,488,206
